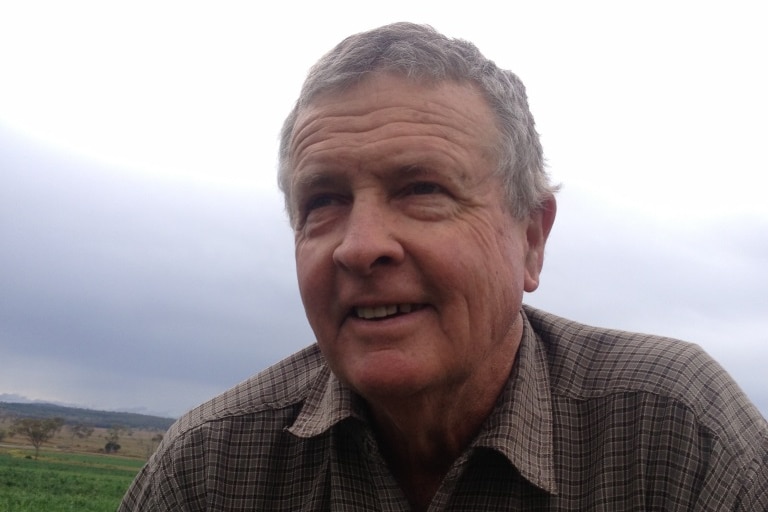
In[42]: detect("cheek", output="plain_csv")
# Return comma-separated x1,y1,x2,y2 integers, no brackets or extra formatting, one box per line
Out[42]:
457,219,525,279
295,242,332,317
296,270,338,348
450,227,525,314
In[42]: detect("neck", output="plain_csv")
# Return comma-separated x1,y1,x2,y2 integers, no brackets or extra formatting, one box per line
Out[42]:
366,318,522,510
371,404,478,511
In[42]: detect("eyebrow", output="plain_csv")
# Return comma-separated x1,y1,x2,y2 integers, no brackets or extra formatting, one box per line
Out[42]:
398,164,430,176
294,164,431,187
291,159,467,198
291,169,345,192
397,163,469,185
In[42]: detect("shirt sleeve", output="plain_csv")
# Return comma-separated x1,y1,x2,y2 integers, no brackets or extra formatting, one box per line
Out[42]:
117,445,192,512
686,355,768,511
118,463,159,512
736,434,768,511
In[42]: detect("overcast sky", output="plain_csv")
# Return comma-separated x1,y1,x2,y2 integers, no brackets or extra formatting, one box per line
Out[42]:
1,1,766,419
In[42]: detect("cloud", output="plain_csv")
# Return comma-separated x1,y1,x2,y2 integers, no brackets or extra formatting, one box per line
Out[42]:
526,186,768,414
2,122,765,419
1,3,766,419
1,128,313,416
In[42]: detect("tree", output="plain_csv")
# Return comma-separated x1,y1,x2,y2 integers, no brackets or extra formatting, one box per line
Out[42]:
104,424,130,453
142,432,164,459
10,417,65,459
70,423,94,441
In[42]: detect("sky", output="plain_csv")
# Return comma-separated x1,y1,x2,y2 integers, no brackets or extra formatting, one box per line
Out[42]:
1,1,766,419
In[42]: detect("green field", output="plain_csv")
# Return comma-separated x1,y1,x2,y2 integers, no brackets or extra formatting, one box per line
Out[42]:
0,447,144,512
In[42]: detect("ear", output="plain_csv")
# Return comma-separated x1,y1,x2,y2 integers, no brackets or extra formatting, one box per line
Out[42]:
523,195,557,293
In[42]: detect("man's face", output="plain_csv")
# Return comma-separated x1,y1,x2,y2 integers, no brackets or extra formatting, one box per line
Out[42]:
289,74,552,403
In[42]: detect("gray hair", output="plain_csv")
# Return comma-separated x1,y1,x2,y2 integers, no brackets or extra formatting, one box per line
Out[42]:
278,22,557,224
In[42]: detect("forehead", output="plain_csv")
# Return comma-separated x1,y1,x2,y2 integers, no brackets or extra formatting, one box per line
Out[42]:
289,74,500,176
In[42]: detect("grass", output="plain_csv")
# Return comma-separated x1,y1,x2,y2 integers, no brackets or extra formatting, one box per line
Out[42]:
0,447,144,512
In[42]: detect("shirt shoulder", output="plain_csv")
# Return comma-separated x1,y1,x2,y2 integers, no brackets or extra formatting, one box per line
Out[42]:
523,305,766,436
118,345,332,511
167,343,326,441
522,306,768,508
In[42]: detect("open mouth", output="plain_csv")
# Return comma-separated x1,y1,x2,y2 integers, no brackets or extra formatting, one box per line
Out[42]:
353,304,426,320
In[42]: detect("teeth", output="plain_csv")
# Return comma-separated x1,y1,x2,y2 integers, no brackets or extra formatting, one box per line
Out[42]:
355,304,419,319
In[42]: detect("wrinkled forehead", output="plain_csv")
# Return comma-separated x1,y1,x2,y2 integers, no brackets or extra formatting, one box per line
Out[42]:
295,76,500,166
288,73,502,161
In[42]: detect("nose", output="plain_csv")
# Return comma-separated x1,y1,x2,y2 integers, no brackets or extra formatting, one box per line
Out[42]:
332,199,405,275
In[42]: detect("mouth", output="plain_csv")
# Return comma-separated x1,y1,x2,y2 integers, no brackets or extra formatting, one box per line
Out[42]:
352,303,426,320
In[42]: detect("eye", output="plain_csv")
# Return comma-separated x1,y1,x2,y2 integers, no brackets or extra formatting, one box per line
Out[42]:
305,194,338,211
406,182,444,196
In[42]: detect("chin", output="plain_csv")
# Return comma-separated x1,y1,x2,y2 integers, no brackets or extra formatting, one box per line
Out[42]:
339,352,439,401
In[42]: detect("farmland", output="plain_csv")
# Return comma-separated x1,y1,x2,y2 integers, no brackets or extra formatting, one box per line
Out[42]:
0,402,173,511
0,447,144,512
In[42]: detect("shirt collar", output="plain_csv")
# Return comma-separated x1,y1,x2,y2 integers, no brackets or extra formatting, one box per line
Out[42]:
472,309,557,494
287,309,557,494
287,364,360,437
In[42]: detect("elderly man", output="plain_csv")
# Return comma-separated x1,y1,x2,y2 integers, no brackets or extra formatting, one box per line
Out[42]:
119,23,767,511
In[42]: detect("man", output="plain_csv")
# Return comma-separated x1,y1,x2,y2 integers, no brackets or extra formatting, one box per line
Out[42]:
119,23,767,511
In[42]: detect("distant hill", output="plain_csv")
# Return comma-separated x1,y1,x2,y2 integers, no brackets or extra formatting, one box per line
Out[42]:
0,402,175,430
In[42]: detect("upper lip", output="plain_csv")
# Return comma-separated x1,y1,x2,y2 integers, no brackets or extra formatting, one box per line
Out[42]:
352,303,423,319
337,284,429,321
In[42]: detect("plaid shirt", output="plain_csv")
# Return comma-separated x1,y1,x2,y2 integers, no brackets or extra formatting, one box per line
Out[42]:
119,306,768,511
